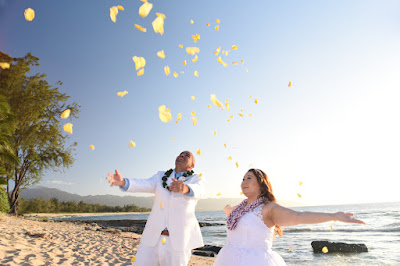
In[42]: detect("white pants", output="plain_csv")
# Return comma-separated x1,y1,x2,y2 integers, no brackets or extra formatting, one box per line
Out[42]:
134,235,192,266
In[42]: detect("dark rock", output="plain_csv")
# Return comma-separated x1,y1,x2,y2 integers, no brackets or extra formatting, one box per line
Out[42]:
199,222,225,227
192,245,222,257
311,241,368,253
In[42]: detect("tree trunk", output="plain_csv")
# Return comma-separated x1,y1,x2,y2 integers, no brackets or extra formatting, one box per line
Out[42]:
8,188,19,216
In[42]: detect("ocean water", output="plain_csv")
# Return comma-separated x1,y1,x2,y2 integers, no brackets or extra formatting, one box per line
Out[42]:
57,202,400,265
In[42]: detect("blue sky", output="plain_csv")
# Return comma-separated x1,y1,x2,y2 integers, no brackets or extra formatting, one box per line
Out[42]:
1,0,400,205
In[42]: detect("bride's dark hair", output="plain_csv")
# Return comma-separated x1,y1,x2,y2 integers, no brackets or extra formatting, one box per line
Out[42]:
248,169,283,237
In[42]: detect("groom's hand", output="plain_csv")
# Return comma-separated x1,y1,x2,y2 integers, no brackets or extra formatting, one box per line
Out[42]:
169,178,189,194
106,170,125,187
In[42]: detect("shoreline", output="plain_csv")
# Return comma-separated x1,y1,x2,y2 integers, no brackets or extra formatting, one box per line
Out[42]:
22,212,150,218
0,214,215,265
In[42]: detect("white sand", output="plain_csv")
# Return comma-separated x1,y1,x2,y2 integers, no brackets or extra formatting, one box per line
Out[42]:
0,214,215,265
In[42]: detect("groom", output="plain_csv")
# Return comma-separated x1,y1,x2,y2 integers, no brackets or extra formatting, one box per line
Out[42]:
106,151,205,266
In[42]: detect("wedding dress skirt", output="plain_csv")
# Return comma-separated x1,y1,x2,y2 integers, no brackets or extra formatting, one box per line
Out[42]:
214,205,286,266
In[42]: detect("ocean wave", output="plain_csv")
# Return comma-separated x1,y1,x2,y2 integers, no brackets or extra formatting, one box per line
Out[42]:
284,227,400,233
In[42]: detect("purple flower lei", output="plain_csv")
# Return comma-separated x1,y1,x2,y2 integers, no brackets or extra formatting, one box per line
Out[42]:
226,197,266,230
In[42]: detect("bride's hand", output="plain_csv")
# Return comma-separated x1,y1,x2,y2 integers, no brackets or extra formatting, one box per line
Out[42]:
223,204,233,216
334,212,365,224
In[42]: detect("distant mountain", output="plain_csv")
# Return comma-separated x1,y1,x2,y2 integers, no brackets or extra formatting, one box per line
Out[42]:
20,186,304,212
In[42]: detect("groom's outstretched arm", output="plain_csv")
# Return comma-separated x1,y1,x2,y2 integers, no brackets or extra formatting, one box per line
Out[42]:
107,170,159,194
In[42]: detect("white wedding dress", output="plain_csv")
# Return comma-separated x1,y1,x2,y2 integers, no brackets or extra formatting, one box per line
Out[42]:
214,205,286,266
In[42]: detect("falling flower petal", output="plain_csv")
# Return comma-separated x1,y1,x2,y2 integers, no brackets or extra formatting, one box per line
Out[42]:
213,46,221,55
157,50,166,59
322,247,328,253
191,96,195,100
152,13,166,35
288,81,292,87
190,19,194,24
0,62,10,69
158,105,172,123
299,181,303,186
117,91,128,97
206,22,210,26
129,140,136,148
192,55,198,63
191,111,196,116
161,237,166,244
134,24,147,32
330,225,333,231
137,68,144,76
238,113,243,117
213,131,216,136
297,193,302,198
216,19,220,23
235,162,239,168
173,72,178,78
289,248,294,251
177,113,182,121
224,144,227,148
180,71,184,74
254,99,258,104
228,156,232,161
61,109,71,119
225,102,230,111
24,8,35,21
217,56,228,67
241,59,244,64
191,117,197,125
182,60,187,65
249,113,252,117
132,56,146,70
131,257,136,263
207,104,211,108
240,192,243,195
160,203,164,208
199,173,203,177
186,47,200,55
117,5,124,11
216,192,221,196
232,45,238,50
210,94,223,108
164,66,170,76
215,25,219,31
232,61,238,65
196,149,201,155
63,123,73,134
245,68,249,72
139,1,153,18
171,138,175,141
178,44,183,48
194,71,199,77
110,6,118,23
89,145,95,150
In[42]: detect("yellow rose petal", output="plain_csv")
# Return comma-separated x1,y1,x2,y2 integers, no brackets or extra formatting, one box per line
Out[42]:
117,91,128,97
245,67,249,72
161,237,166,244
89,145,95,150
215,25,219,31
156,50,166,59
228,156,232,161
255,99,258,104
216,19,220,23
160,203,164,208
225,102,230,111
207,104,211,108
190,19,194,24
137,68,144,76
199,173,203,177
241,59,244,64
196,148,201,155
158,105,172,123
213,46,221,55
289,248,294,251
210,94,223,108
24,8,35,21
249,113,252,117
330,225,333,231
152,13,166,35
232,61,238,65
191,117,197,126
132,56,146,70
322,247,328,253
180,71,184,74
288,81,292,87
216,192,221,196
224,144,227,148
183,60,187,65
238,113,243,117
60,109,71,119
134,24,147,32
164,66,170,76
63,123,73,134
213,131,216,136
177,113,182,120
232,45,238,50
194,70,199,77
217,56,228,67
0,62,10,69
186,47,200,55
131,256,136,263
240,192,243,195
129,140,136,148
192,55,198,63
206,22,210,26
191,96,195,100
117,5,124,11
173,72,178,78
110,6,118,23
178,44,183,48
235,162,239,168
171,138,175,141
139,1,153,18
191,111,196,116
196,34,200,40
297,193,302,198
299,181,303,186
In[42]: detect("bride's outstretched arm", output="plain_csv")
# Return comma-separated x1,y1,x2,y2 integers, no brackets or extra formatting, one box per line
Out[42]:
223,204,235,216
265,202,365,227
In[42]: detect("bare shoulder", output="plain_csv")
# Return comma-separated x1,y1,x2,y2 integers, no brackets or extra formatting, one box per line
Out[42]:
261,201,278,216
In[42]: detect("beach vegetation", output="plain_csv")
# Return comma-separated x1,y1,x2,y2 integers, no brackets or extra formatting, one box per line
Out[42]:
0,52,80,215
18,197,150,214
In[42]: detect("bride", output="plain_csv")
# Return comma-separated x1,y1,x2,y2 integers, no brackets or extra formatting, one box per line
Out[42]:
214,169,365,266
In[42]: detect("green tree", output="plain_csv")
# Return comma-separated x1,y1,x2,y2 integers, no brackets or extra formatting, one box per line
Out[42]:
0,52,80,215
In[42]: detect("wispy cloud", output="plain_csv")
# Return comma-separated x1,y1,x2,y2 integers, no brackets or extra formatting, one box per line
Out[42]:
47,180,75,186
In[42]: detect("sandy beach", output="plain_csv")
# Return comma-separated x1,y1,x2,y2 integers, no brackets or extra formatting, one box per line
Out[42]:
0,213,215,265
